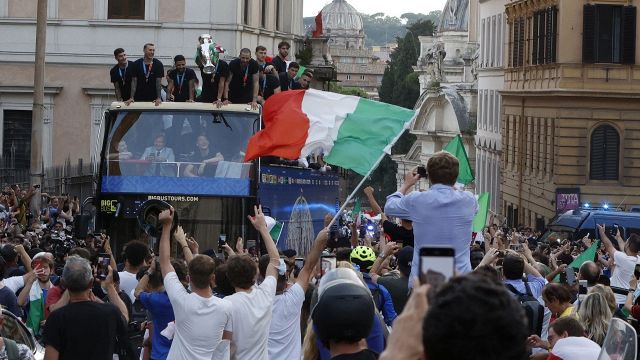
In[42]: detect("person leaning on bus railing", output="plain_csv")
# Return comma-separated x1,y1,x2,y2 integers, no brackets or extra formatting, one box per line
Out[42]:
107,140,133,161
183,134,224,177
140,135,175,177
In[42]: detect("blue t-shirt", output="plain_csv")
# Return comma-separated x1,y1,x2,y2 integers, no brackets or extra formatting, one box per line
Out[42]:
0,286,22,317
139,291,174,360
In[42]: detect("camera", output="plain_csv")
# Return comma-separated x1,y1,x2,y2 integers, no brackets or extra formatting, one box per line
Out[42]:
417,166,427,179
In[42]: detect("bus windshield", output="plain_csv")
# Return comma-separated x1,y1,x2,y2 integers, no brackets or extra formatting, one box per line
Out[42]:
101,110,258,197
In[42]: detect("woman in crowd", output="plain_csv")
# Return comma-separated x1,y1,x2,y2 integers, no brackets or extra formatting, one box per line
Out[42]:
577,292,611,346
542,283,574,319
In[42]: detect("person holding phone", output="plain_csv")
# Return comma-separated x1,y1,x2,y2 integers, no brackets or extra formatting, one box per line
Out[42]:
598,224,640,306
384,151,478,284
18,255,54,335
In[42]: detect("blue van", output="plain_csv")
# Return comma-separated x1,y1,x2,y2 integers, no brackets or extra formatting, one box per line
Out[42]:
539,209,640,243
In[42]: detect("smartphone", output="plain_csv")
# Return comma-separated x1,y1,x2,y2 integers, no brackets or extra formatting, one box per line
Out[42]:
96,253,111,280
509,243,524,252
417,166,428,179
578,279,588,303
635,264,640,280
320,255,336,277
419,246,455,287
566,267,576,286
218,234,227,252
34,184,40,189
295,257,304,270
33,260,43,273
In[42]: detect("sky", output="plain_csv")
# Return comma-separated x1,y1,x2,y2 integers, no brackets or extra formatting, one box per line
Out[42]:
303,0,448,18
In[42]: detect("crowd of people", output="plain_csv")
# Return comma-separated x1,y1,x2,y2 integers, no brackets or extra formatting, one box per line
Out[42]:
111,42,313,109
0,151,639,359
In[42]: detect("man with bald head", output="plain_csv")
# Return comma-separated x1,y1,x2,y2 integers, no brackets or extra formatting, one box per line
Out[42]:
578,261,600,288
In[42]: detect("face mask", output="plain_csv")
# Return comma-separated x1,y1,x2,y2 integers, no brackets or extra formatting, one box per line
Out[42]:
278,259,287,276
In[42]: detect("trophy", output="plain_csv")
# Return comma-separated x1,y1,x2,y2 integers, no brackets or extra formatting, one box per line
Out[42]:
197,34,224,74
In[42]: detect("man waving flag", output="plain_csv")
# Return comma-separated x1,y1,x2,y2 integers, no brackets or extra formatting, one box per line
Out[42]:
244,89,416,175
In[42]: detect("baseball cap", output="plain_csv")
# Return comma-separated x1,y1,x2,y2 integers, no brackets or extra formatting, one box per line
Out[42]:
397,246,414,275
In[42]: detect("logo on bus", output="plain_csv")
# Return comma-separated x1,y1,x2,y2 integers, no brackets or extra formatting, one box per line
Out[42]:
101,200,118,213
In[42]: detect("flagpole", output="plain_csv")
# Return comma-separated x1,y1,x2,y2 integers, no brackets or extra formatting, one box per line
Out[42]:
327,152,387,229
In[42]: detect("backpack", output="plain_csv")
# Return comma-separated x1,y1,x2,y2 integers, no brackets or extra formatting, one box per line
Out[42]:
506,282,544,336
3,338,19,360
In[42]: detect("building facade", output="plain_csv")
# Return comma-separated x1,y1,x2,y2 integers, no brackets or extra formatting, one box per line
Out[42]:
394,0,478,191
0,0,303,169
475,0,507,215
318,0,386,99
502,0,640,228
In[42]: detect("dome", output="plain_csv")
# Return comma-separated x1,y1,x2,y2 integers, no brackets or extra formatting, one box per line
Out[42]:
320,0,365,49
321,0,363,33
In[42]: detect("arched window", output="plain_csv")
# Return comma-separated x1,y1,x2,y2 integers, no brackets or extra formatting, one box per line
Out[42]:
590,124,619,180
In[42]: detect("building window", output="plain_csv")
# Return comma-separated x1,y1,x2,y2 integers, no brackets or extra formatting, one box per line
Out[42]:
590,124,620,180
583,4,636,64
276,0,281,31
261,0,267,28
244,0,250,25
360,75,365,80
510,17,525,67
346,75,351,80
2,110,32,170
108,0,144,19
531,7,558,65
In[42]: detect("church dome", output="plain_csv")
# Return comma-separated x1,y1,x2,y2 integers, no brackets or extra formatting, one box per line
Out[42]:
320,0,365,49
321,0,363,34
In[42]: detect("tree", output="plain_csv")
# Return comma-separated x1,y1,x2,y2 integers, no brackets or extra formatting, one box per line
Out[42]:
328,82,368,98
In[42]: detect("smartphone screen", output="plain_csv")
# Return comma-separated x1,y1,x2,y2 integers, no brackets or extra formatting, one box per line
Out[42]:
295,257,304,270
419,247,455,287
33,260,43,273
96,253,111,280
509,243,523,252
566,267,576,286
320,256,336,277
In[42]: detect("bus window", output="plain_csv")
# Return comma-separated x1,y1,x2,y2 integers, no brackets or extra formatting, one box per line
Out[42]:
101,111,257,197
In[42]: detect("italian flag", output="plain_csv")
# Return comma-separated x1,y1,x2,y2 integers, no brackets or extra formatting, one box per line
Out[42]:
244,89,416,175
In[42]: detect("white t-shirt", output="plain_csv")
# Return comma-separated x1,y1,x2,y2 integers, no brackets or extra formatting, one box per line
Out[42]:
611,251,639,304
164,272,233,360
119,270,138,302
268,283,305,360
226,276,277,360
1,275,24,293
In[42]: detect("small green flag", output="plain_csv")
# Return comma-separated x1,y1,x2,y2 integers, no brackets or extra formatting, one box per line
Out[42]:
472,193,491,233
295,65,307,80
443,135,475,185
554,240,600,282
351,198,361,219
270,221,284,245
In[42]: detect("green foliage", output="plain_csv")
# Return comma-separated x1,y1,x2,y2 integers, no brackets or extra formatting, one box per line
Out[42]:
295,44,312,66
328,82,368,98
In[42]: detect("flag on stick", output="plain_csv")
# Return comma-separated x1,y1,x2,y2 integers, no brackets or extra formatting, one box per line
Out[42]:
553,240,600,282
244,89,416,175
443,135,475,185
472,192,491,233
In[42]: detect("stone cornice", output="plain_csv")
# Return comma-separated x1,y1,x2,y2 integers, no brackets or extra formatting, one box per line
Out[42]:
0,85,62,94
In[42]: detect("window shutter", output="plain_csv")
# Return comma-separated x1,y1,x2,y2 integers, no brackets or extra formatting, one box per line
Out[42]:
518,17,525,66
548,6,558,63
583,4,596,63
590,125,619,180
622,6,636,64
532,12,539,65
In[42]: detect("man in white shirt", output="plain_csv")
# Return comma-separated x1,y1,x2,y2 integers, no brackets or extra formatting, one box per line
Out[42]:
264,227,328,360
158,207,233,360
225,205,281,360
385,151,478,281
597,224,640,305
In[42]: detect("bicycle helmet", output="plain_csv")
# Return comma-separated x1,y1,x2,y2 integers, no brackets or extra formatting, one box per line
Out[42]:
350,245,376,271
311,268,375,348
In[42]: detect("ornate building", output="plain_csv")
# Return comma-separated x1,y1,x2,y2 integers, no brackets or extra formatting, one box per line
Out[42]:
394,0,479,190
319,0,387,99
475,0,507,216
0,0,303,169
501,0,640,227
